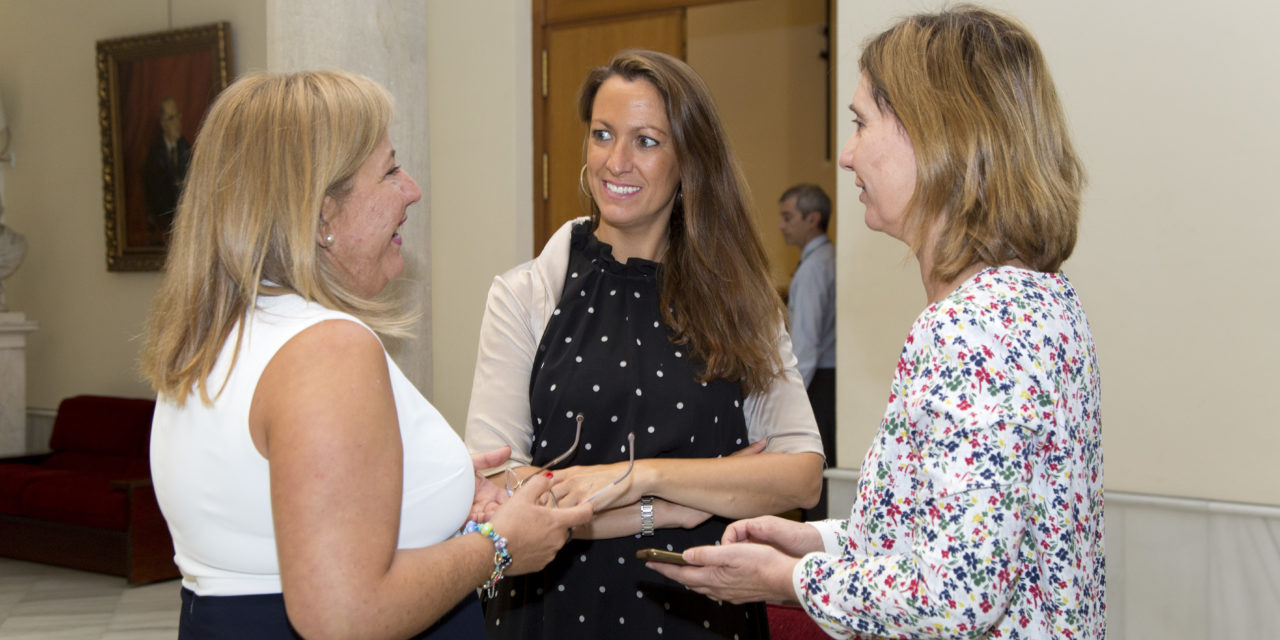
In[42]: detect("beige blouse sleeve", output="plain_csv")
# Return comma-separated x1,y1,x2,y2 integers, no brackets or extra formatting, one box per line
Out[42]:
464,220,576,470
463,266,542,469
744,322,827,459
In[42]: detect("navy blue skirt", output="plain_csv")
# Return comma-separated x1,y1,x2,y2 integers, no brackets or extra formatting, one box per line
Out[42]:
178,587,484,639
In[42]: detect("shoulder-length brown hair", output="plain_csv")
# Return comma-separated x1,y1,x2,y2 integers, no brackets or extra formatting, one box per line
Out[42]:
861,5,1085,281
140,70,414,406
577,50,785,396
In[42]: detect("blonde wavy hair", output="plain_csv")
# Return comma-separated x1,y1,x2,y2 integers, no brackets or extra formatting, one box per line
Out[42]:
861,5,1086,280
140,70,415,406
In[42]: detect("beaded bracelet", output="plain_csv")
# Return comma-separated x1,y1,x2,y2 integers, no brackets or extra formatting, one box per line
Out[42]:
458,520,512,598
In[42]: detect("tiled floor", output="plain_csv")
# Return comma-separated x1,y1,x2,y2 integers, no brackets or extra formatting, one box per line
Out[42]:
0,558,179,639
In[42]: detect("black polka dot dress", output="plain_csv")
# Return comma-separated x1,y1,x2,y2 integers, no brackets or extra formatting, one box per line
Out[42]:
482,224,770,639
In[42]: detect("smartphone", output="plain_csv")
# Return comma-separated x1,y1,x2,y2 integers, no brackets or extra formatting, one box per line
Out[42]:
636,548,689,565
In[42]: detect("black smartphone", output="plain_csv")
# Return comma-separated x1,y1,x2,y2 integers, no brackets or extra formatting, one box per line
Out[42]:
636,548,689,565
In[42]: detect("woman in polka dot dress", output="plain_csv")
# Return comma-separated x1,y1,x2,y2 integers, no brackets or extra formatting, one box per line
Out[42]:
465,50,826,639
650,7,1105,639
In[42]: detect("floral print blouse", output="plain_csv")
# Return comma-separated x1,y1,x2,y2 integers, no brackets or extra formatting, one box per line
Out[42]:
795,267,1105,639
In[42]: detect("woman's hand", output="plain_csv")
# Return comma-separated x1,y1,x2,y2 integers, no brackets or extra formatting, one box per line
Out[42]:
646,542,800,604
721,515,824,556
471,446,512,473
468,447,512,522
488,472,594,575
552,438,770,511
548,461,638,511
646,514,820,604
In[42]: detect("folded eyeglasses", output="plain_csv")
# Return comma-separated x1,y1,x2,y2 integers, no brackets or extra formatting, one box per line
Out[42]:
504,413,635,506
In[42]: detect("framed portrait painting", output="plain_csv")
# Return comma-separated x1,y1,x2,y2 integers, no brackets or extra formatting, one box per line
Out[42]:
97,23,232,271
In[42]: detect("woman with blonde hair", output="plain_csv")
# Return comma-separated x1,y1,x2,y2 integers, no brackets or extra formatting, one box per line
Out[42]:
465,50,825,638
652,6,1105,639
142,70,591,639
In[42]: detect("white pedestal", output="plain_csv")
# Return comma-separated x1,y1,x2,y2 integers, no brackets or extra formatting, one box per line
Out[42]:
0,311,38,456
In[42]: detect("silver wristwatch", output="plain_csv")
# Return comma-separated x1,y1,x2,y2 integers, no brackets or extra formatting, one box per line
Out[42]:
639,496,655,536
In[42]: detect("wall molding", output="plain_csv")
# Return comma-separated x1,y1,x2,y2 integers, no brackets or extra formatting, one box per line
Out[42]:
1106,489,1280,518
824,468,1280,513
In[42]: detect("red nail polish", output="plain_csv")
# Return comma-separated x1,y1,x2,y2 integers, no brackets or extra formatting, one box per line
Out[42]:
544,471,554,478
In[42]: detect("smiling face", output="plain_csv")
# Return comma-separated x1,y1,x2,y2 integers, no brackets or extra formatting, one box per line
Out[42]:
320,134,421,298
838,72,918,243
585,76,682,241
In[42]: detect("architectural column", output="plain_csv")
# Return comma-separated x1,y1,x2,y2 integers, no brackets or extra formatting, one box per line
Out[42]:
264,0,432,393
0,312,37,455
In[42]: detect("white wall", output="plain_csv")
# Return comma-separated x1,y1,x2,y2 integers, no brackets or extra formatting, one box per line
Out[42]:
836,0,1280,505
0,0,266,411
266,0,433,394
425,2,534,429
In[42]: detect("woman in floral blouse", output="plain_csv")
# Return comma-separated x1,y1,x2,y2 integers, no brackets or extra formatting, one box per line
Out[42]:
651,6,1105,638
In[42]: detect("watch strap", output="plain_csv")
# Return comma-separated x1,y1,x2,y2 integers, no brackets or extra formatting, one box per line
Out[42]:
639,496,655,536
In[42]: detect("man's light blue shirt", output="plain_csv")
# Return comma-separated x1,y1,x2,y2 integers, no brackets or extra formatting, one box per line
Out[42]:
787,234,836,388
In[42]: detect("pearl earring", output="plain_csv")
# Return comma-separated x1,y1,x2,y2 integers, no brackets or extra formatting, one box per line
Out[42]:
323,234,335,247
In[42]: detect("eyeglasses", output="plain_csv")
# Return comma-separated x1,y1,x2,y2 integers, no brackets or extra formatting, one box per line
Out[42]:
585,432,634,503
505,413,635,506
505,413,582,498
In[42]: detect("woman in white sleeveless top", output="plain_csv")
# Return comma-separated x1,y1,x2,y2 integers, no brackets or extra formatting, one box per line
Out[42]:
141,71,592,639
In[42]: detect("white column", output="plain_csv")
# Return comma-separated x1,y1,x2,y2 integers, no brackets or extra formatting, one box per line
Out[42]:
264,0,432,394
0,312,37,455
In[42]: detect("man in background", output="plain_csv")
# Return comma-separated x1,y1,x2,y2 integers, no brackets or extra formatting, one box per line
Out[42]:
143,97,191,244
778,183,836,519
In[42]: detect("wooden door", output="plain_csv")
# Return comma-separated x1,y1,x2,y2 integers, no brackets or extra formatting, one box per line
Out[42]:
537,12,684,248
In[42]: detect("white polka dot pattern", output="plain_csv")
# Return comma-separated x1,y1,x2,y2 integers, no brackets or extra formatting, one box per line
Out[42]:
486,225,768,638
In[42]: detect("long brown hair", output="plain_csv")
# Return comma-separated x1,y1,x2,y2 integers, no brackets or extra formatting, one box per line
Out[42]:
140,71,414,406
577,50,784,395
861,5,1085,280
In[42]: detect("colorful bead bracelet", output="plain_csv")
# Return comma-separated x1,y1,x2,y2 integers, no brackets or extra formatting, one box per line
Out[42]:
459,520,512,598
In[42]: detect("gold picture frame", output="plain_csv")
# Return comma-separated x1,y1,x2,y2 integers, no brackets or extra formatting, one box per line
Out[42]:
97,23,232,271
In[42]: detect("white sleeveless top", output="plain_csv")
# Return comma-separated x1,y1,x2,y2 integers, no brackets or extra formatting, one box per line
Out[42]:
151,294,473,596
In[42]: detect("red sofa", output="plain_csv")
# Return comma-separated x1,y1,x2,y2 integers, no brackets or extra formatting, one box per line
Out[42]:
0,395,178,584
